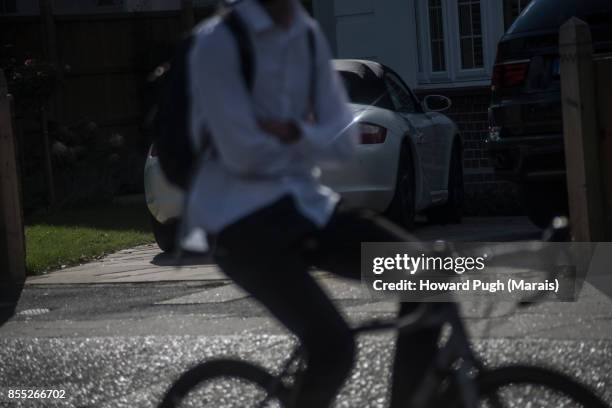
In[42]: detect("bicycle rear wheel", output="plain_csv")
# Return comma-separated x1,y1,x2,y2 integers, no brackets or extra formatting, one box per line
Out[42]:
475,365,608,408
159,359,291,408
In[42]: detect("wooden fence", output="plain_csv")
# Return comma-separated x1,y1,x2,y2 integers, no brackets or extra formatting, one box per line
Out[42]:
1,9,200,129
560,18,612,241
0,5,215,209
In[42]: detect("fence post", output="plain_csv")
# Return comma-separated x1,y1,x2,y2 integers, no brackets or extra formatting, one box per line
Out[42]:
40,0,59,67
0,70,26,306
559,18,606,242
594,55,612,240
39,0,58,207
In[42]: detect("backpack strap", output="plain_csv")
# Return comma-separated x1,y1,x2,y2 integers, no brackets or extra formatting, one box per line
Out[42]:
225,10,316,102
224,10,255,92
224,9,316,105
306,27,317,120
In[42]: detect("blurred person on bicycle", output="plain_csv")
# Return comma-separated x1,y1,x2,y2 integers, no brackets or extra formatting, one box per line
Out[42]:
185,0,438,406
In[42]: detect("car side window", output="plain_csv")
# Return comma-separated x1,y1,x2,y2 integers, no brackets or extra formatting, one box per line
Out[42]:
385,73,417,113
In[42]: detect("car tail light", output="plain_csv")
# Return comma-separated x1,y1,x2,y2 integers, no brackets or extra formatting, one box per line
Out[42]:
359,123,387,144
149,144,158,157
491,60,530,91
487,108,501,141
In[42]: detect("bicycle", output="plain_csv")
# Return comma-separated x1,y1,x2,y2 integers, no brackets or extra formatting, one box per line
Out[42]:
158,221,609,408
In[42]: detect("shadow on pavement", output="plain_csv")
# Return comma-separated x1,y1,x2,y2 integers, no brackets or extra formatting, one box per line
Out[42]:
0,283,23,327
0,305,17,327
151,251,216,267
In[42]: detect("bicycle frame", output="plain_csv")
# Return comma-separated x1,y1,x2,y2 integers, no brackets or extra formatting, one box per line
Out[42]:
260,302,481,408
406,303,479,408
257,222,575,407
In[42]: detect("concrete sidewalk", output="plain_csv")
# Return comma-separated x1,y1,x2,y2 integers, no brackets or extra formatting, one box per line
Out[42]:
26,216,540,285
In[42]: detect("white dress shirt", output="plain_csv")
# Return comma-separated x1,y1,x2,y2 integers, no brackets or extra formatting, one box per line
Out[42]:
185,0,357,234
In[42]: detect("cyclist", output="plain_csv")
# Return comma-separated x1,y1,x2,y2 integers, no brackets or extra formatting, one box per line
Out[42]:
185,0,440,406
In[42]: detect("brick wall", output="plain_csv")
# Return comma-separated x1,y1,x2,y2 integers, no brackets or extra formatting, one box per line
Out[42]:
416,86,523,216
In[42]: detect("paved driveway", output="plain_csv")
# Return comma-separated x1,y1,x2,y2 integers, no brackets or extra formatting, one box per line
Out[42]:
26,217,540,285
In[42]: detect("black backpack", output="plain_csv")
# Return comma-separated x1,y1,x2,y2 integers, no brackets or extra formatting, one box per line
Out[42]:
147,9,254,190
148,9,317,190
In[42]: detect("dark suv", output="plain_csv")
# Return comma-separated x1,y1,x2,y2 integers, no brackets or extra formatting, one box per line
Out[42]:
487,0,612,228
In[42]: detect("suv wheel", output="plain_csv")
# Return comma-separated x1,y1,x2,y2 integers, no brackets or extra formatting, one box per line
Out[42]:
522,182,568,229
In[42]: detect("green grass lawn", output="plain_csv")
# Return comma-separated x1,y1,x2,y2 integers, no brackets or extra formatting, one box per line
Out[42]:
25,201,154,275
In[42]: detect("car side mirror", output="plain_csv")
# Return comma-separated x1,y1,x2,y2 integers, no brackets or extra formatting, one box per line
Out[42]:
423,95,452,112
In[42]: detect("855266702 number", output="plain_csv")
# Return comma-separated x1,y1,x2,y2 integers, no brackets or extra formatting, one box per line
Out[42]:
7,389,66,399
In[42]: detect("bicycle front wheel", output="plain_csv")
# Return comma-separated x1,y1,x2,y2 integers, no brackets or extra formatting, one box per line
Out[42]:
476,365,608,408
159,359,291,408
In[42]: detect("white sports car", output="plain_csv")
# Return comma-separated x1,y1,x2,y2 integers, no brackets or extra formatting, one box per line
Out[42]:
144,59,463,252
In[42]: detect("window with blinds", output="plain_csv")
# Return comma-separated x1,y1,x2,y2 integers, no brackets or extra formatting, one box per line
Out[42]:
457,0,483,69
428,0,446,72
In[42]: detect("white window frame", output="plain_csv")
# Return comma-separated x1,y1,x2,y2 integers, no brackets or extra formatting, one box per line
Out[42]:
456,0,484,70
449,0,489,81
415,0,503,87
416,0,452,84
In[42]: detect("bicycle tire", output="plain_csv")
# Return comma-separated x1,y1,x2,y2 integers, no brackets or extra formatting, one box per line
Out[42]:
475,365,609,408
159,359,291,408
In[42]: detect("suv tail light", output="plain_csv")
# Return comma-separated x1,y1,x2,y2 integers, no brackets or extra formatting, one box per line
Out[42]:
359,123,387,144
491,60,530,91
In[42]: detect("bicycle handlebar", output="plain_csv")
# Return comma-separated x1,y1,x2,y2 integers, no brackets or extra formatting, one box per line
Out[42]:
353,217,573,335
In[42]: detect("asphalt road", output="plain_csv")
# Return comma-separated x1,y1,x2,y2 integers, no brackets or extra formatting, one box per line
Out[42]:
1,218,611,407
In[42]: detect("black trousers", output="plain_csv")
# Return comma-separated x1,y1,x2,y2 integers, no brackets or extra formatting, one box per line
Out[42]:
214,196,440,407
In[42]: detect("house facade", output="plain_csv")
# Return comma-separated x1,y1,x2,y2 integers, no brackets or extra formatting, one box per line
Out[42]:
313,0,532,90
313,0,533,214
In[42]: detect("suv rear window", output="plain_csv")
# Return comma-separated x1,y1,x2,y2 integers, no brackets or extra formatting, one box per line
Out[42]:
507,0,612,34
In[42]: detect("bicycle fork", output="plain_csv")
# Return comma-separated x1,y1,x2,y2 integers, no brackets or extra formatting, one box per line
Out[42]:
410,304,480,408
447,306,479,408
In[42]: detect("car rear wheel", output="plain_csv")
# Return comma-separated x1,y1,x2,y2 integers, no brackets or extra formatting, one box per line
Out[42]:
522,181,568,229
427,142,464,224
150,214,178,253
386,144,416,230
